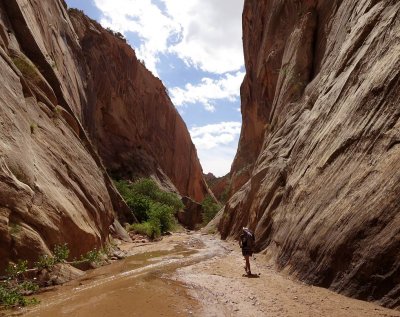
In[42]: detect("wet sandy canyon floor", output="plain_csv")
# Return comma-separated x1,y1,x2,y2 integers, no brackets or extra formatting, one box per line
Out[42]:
4,233,400,317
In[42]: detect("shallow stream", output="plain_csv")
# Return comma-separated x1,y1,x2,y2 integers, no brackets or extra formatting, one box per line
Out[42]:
13,235,220,317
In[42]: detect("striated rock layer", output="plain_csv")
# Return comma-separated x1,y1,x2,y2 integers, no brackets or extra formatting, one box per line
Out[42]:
0,0,208,272
221,0,400,308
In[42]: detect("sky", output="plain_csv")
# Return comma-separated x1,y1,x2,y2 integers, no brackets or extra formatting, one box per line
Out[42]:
65,0,245,177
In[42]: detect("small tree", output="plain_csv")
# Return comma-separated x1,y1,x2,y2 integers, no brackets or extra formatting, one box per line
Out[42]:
202,195,221,225
115,178,183,238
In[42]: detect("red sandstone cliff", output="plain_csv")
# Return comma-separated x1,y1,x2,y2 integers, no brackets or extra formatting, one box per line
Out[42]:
0,0,123,272
0,0,208,272
69,10,209,202
204,173,231,203
221,0,400,308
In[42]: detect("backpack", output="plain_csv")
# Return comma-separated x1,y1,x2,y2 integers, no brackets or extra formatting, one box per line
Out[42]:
242,228,255,250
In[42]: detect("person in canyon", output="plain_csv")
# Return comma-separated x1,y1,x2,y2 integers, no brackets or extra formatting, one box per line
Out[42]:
239,227,255,276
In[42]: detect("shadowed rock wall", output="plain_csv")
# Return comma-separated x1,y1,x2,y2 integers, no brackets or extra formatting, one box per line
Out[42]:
221,0,400,308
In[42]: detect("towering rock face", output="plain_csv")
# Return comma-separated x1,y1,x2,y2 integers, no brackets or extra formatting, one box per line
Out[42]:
0,0,120,272
221,0,400,308
69,10,209,202
0,0,208,272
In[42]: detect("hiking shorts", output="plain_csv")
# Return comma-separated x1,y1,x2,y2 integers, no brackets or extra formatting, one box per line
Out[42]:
242,248,252,257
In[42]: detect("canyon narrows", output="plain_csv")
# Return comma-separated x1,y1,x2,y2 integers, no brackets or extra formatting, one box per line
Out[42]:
0,0,399,314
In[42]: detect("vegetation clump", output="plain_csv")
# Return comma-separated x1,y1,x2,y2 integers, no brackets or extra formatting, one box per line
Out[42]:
11,56,41,84
8,223,22,236
30,123,37,134
73,248,103,265
201,195,222,225
114,178,184,239
0,260,38,308
219,186,230,204
67,8,84,15
0,244,110,309
34,243,69,270
106,27,126,42
53,105,62,118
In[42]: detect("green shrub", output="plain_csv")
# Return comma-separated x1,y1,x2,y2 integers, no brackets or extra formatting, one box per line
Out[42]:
19,281,39,293
130,222,148,236
101,244,113,257
114,179,132,197
34,255,55,270
219,183,231,204
53,243,69,262
11,56,41,84
115,180,146,221
34,244,69,270
79,249,102,264
131,178,159,198
6,260,28,280
1,260,39,308
202,195,221,225
126,194,151,222
30,123,37,134
129,203,175,239
114,178,183,210
0,244,108,308
115,178,182,238
0,285,28,307
155,191,184,211
131,222,160,239
148,202,175,233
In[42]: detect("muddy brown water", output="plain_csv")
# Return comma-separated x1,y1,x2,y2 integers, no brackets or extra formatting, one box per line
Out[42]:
3,234,400,317
10,239,217,317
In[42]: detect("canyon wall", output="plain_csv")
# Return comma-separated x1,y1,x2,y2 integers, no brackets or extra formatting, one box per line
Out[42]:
0,0,120,272
204,173,231,203
0,0,208,272
69,10,209,202
221,0,400,308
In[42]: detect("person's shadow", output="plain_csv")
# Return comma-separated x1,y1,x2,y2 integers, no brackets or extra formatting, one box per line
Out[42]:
242,273,260,278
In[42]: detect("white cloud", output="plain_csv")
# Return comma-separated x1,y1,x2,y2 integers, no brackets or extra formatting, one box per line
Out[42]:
163,0,244,73
93,0,244,75
94,0,179,74
197,145,238,177
189,121,241,176
169,71,244,112
190,121,241,149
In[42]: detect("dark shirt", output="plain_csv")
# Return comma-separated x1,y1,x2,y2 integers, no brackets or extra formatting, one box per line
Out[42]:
240,233,251,251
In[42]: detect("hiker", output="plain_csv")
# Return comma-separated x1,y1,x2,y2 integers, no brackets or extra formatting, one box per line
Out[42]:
239,227,255,275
